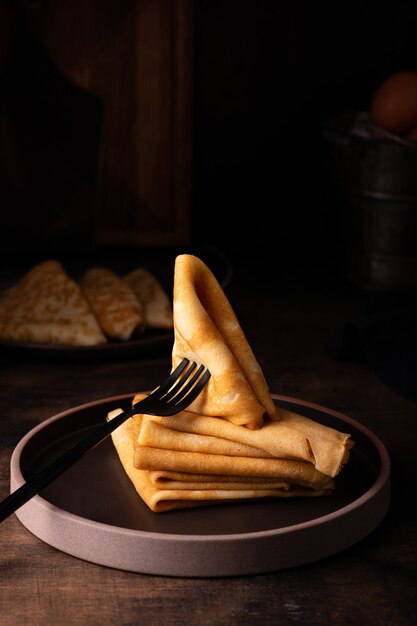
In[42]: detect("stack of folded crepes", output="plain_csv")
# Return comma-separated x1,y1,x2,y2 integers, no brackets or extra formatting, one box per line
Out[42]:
0,260,107,345
110,254,354,513
0,259,173,345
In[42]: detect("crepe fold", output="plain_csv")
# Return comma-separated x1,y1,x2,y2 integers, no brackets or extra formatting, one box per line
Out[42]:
109,254,353,513
80,267,144,341
124,268,173,330
109,388,351,512
112,432,330,514
110,412,336,513
171,254,279,429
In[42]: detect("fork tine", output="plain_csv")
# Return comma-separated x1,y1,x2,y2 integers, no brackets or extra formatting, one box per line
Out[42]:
166,363,206,403
139,358,190,403
170,368,211,413
161,362,201,402
131,361,210,416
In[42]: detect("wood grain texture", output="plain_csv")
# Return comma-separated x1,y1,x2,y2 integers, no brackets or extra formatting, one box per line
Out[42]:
0,250,415,626
45,0,193,247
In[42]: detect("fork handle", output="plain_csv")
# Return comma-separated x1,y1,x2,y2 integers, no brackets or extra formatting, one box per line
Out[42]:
0,403,140,523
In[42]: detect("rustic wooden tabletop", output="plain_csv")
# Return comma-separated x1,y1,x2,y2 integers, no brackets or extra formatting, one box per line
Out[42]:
0,249,415,625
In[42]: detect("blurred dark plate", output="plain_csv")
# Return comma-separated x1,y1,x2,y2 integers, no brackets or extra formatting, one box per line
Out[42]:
0,330,174,361
0,246,234,361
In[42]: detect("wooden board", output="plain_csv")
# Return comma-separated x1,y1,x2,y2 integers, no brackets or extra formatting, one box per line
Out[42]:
45,0,193,247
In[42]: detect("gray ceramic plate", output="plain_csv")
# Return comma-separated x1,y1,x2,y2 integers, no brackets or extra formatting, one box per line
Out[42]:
10,394,391,577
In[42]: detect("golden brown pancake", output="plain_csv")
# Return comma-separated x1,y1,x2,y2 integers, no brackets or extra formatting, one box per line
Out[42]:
124,267,173,330
171,254,278,428
80,267,144,341
132,400,351,478
0,260,107,345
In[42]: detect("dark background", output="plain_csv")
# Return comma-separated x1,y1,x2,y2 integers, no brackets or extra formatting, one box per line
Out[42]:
192,1,417,259
1,1,417,266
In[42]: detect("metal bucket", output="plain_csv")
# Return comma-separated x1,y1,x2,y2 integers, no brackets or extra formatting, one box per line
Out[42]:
323,112,417,291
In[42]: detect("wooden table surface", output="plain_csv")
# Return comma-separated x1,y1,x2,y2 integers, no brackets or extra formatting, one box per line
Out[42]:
0,248,415,626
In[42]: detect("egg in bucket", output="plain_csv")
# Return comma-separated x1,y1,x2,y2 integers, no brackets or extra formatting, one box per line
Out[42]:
371,70,417,138
322,70,417,292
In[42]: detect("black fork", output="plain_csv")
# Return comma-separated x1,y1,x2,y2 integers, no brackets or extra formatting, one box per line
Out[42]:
0,358,210,522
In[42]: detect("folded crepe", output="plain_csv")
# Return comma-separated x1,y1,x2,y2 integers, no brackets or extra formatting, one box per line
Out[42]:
0,260,107,345
171,253,279,429
80,267,144,341
124,267,173,330
110,254,353,513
